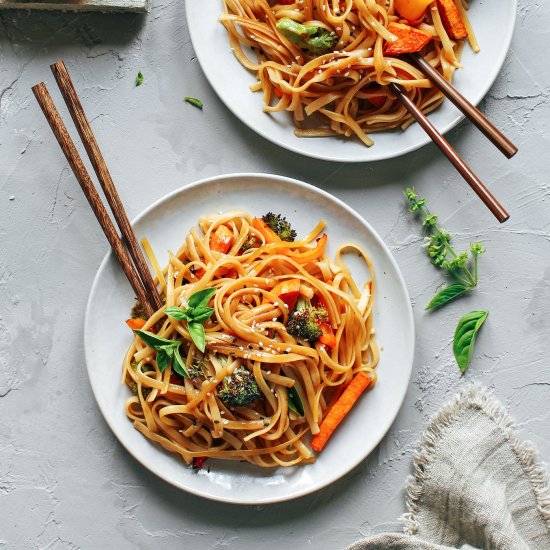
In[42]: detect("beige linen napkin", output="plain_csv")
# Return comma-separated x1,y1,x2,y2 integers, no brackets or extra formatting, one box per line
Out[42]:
346,386,550,550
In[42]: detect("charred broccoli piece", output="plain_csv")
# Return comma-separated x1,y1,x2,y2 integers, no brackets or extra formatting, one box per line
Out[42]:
276,18,338,56
188,356,206,380
130,380,152,398
217,366,262,407
240,234,259,253
286,298,328,343
262,212,297,242
131,300,148,320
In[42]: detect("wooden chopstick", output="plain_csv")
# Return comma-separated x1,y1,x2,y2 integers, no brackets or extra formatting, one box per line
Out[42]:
409,53,518,159
32,82,157,317
389,82,509,223
50,60,164,312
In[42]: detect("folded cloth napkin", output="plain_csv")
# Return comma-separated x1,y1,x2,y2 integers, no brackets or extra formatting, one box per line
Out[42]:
346,386,550,550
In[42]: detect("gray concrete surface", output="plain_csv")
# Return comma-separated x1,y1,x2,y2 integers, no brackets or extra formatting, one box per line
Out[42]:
1,2,549,548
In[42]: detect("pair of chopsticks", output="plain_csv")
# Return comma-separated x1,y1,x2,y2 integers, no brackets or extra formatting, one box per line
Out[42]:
388,52,517,224
33,61,163,317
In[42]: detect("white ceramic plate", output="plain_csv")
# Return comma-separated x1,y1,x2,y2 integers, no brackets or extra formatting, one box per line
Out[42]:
85,174,414,504
186,1,517,162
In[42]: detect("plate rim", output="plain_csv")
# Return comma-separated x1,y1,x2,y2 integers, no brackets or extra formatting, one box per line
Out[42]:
84,173,415,504
185,1,518,163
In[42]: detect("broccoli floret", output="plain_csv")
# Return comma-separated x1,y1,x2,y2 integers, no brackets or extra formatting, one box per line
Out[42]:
217,366,262,407
130,380,152,398
240,234,259,253
306,30,339,55
262,212,297,242
276,18,338,56
286,298,328,343
131,301,148,320
188,356,206,380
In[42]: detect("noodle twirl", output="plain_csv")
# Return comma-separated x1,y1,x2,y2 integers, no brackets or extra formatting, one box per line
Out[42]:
220,0,478,147
123,211,378,468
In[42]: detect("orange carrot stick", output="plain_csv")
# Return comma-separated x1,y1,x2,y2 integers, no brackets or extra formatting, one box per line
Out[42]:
384,22,432,55
319,322,336,348
252,217,281,244
310,371,372,452
436,0,468,40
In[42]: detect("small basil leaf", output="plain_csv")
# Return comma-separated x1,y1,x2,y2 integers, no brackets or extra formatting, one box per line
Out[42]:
134,330,175,350
184,96,203,109
453,310,489,374
165,306,191,321
156,349,171,373
172,347,190,378
287,386,304,416
188,287,216,309
188,321,207,352
135,71,143,87
188,306,214,323
425,283,471,310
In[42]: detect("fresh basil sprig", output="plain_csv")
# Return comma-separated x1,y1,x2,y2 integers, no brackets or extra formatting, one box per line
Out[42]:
453,311,489,374
405,188,486,310
133,330,189,378
165,287,216,353
287,386,304,416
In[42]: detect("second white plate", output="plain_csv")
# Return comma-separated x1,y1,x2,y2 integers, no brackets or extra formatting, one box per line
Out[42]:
186,1,516,162
85,173,414,504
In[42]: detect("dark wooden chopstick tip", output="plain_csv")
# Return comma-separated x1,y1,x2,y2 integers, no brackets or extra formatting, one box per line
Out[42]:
409,53,518,159
389,82,510,223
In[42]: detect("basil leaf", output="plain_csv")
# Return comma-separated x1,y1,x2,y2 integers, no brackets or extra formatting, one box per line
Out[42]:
135,71,143,87
287,386,304,416
156,348,171,373
165,306,192,321
184,96,203,109
134,330,175,350
425,283,471,310
188,287,216,309
172,346,190,378
188,321,206,352
453,310,489,374
188,305,214,323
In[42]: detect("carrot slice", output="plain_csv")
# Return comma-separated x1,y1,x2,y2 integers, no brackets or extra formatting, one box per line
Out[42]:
384,22,432,55
436,0,468,40
284,233,328,265
192,267,206,280
319,322,336,348
310,371,372,452
271,278,301,311
367,95,386,108
210,225,234,253
126,318,147,330
252,217,281,243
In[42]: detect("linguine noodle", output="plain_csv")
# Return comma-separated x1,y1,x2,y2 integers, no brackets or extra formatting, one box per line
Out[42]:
220,0,478,147
123,211,378,467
